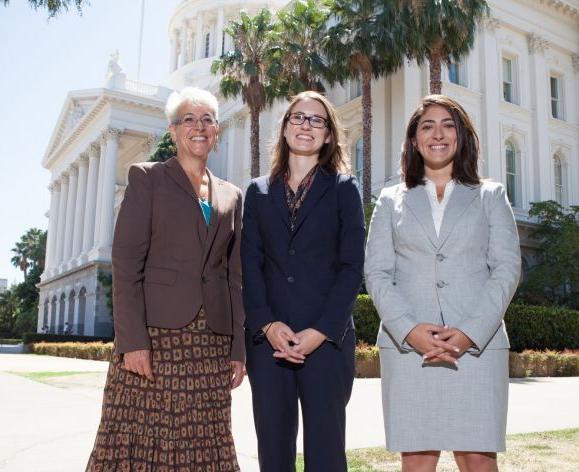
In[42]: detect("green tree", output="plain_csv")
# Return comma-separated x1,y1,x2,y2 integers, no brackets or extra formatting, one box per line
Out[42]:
325,0,406,205
11,228,46,278
2,0,87,17
211,9,279,178
518,201,579,308
0,289,19,338
148,131,176,163
275,0,331,95
403,0,488,94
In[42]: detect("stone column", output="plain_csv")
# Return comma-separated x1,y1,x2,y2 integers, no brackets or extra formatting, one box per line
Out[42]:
63,165,78,265
180,21,189,67
528,33,551,202
98,128,122,248
44,181,60,273
480,17,501,181
215,8,225,57
54,173,69,270
72,154,89,260
83,144,100,255
195,14,204,60
170,29,179,73
93,134,107,250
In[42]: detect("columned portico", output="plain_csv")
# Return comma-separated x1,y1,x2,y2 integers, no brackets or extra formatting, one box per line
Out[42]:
195,13,204,60
72,153,88,259
92,134,107,251
63,164,78,266
54,173,69,270
45,182,60,272
82,143,100,257
97,128,122,250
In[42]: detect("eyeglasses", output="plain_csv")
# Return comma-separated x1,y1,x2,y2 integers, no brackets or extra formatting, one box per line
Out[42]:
175,114,218,128
288,112,329,129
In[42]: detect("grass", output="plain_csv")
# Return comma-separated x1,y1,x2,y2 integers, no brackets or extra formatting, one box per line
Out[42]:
296,429,579,471
10,371,102,383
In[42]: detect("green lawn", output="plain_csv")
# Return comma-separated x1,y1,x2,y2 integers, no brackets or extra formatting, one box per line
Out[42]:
296,429,579,472
10,371,102,382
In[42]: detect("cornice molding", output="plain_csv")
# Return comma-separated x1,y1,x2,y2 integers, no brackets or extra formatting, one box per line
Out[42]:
527,33,550,54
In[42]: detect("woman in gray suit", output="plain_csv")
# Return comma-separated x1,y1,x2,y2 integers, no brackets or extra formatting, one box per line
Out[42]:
365,95,520,472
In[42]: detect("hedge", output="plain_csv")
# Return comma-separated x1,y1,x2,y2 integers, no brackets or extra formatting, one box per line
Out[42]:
22,333,113,345
353,297,579,352
30,342,113,361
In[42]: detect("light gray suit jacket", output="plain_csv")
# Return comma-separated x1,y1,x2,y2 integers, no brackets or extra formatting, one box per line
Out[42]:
365,181,521,352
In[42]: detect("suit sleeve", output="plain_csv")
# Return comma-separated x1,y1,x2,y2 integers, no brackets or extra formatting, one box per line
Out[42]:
312,177,365,346
111,165,152,354
241,182,276,334
454,184,521,351
364,188,419,347
228,188,246,362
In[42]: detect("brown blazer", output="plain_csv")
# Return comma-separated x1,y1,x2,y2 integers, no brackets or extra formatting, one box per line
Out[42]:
112,157,245,361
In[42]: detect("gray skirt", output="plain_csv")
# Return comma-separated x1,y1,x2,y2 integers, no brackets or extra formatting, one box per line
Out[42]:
379,347,508,452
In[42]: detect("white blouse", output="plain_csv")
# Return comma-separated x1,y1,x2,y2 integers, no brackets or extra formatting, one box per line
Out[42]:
424,179,455,236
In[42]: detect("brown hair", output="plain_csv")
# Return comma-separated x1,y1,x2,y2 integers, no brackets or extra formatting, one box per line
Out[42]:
401,94,481,188
269,91,350,183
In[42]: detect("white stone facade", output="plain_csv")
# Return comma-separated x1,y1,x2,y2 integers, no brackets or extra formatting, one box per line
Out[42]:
38,0,579,335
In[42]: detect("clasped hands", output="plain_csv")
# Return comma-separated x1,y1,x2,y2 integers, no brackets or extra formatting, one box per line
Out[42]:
263,321,326,364
405,323,473,365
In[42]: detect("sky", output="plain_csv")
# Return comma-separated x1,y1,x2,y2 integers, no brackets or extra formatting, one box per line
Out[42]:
0,0,181,286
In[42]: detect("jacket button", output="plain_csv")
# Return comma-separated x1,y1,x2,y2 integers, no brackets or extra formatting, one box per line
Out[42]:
201,276,207,283
436,280,447,288
288,248,296,255
436,253,446,262
287,276,295,283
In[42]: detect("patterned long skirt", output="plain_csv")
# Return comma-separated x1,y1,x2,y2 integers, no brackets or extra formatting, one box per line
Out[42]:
86,309,239,471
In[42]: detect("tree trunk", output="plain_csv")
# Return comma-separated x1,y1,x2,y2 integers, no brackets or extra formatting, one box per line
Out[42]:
361,70,372,206
250,107,260,178
428,42,443,94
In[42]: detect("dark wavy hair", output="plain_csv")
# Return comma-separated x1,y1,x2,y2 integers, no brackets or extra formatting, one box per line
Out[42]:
269,91,350,183
401,94,481,188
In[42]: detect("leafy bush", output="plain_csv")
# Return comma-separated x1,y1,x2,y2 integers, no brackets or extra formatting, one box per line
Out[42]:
353,297,579,352
509,349,579,377
505,304,579,352
23,333,112,344
0,338,22,345
30,342,113,361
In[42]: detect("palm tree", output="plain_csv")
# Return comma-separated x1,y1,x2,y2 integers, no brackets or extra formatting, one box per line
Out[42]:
403,0,488,94
11,228,46,278
275,0,331,95
2,0,86,17
325,0,406,205
211,9,279,178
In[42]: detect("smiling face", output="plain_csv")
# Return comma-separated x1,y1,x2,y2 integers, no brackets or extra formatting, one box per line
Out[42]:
412,105,458,175
169,103,219,161
283,98,331,159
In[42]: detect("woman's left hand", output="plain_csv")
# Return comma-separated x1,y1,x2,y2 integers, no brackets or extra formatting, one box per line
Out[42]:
230,361,245,389
423,328,474,363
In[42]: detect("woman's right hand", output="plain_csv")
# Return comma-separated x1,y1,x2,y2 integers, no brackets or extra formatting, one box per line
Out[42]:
263,322,305,364
123,349,155,381
405,324,458,364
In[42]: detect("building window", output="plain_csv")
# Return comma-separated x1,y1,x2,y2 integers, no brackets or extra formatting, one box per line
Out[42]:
355,138,363,195
502,57,516,104
349,79,362,99
553,154,567,206
505,140,521,207
448,61,467,87
550,76,563,119
204,32,210,58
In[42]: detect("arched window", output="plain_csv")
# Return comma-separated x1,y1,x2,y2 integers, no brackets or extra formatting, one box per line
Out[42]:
50,296,57,333
355,138,363,196
58,293,66,334
77,287,86,335
204,32,210,58
67,290,76,333
553,153,567,206
505,140,521,208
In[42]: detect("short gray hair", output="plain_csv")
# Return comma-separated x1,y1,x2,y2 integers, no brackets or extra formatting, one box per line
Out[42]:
165,87,219,124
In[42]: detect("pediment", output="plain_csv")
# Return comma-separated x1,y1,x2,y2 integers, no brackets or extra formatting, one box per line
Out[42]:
45,92,100,158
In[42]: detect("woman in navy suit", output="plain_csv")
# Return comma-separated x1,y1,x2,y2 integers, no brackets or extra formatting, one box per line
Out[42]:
241,91,365,472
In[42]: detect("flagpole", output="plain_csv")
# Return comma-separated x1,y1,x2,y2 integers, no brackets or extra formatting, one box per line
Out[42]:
137,0,145,80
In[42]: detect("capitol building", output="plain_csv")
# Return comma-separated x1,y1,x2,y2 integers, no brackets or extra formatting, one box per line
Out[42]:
37,0,579,336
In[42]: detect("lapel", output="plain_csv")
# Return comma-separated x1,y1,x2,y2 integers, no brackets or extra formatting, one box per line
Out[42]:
201,169,222,268
291,170,333,237
437,183,480,248
269,177,291,231
403,185,439,249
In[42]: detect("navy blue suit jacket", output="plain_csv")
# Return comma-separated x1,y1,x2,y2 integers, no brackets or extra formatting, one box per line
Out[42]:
241,169,365,346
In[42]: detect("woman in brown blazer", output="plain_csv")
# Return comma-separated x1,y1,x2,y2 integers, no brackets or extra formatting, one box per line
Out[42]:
86,87,244,472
